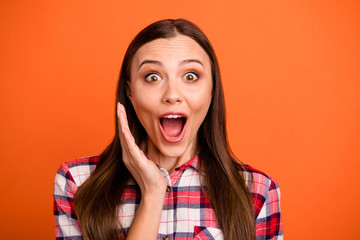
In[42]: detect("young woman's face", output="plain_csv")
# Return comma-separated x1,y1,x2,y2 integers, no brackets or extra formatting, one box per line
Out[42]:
129,34,212,160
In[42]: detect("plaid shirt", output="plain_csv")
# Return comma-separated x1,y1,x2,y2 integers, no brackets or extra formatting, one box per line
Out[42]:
54,154,283,239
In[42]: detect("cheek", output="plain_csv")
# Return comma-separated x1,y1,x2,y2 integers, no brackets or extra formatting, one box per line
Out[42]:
189,87,212,123
193,96,211,113
195,81,212,107
130,90,158,127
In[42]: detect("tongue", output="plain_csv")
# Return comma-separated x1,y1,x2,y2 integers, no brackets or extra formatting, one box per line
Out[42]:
161,118,183,137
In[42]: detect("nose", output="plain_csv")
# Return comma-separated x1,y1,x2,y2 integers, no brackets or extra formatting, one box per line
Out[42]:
161,78,183,104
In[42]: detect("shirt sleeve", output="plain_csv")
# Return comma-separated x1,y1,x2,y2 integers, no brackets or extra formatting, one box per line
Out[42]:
53,163,83,240
255,177,283,240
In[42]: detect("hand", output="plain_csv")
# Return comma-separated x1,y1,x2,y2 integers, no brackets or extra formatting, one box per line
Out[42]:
117,102,167,197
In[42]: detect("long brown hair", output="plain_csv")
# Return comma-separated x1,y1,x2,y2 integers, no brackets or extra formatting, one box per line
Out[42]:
74,19,255,240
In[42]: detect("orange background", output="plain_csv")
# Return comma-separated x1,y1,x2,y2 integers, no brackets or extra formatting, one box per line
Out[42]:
1,0,359,239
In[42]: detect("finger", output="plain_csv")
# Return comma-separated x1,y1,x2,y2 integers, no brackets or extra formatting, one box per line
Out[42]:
117,103,143,163
120,103,130,130
117,102,125,145
117,102,129,153
117,103,148,168
118,102,130,132
122,126,144,164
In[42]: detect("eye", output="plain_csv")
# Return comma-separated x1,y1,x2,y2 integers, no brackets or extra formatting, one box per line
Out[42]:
145,73,162,82
184,72,199,81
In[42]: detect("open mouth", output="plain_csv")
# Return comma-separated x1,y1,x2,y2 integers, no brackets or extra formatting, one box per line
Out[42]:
159,114,187,142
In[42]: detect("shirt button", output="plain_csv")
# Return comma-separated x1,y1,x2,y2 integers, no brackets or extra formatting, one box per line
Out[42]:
163,235,169,240
166,186,171,192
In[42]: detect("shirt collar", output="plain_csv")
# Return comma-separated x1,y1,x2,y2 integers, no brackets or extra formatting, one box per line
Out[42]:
175,153,200,172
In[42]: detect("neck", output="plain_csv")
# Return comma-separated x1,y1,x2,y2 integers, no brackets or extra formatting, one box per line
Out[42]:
145,138,197,174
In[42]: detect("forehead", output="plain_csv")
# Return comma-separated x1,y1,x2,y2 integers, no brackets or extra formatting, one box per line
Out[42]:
132,35,210,66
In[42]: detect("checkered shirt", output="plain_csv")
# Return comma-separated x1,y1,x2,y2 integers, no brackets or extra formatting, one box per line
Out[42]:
54,154,283,239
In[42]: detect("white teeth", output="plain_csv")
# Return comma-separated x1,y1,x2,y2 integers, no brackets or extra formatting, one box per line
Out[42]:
163,115,182,119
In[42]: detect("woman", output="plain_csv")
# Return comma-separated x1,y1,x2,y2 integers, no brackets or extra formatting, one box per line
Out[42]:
54,19,282,240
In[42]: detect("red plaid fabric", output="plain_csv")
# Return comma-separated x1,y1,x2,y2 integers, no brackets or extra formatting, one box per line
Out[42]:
54,154,282,239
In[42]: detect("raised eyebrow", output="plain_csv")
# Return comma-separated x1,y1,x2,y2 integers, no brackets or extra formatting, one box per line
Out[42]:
179,59,204,68
138,59,204,70
138,60,163,70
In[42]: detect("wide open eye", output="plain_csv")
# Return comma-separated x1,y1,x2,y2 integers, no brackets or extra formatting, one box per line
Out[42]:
184,72,199,82
145,73,162,82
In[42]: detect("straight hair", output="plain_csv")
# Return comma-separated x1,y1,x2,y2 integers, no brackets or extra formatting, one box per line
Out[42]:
74,19,255,240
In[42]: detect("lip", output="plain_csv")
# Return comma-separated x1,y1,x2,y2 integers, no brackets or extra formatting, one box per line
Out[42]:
159,112,188,143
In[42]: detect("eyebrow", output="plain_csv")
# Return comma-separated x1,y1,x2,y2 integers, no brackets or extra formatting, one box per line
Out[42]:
138,60,163,70
179,59,204,67
138,59,204,70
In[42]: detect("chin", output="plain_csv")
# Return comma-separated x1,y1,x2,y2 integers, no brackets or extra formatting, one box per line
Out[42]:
158,143,190,158
148,134,196,160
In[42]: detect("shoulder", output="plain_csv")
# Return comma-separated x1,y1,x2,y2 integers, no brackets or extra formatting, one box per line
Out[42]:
55,155,100,189
243,164,280,194
235,162,283,237
235,162,283,238
54,156,99,238
234,161,280,190
234,162,281,216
